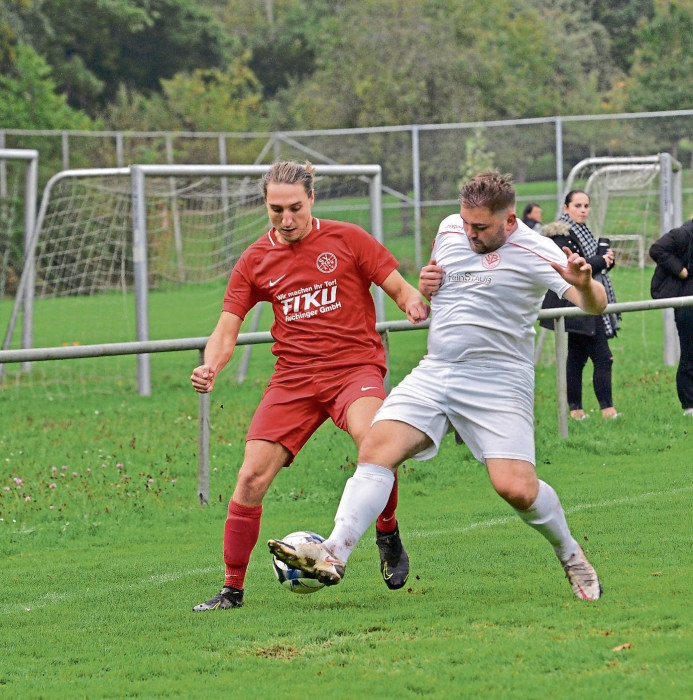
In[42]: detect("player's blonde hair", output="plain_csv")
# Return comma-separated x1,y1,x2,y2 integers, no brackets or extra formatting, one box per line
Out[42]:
459,170,515,214
260,161,316,199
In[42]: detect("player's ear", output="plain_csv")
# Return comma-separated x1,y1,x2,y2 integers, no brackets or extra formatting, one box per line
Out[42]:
505,211,517,229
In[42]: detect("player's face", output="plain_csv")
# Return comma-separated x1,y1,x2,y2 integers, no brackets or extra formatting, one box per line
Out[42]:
460,205,516,254
266,182,315,245
564,192,590,224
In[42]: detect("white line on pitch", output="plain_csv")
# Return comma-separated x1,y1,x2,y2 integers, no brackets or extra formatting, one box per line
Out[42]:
3,484,691,615
0,566,220,616
406,484,693,538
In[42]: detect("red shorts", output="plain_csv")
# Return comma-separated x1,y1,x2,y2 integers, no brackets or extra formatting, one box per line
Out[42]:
246,365,386,463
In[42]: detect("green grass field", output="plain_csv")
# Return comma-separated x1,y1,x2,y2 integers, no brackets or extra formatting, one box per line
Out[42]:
1,267,692,698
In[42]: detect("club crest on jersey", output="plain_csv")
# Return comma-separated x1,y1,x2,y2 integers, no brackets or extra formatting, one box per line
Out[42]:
481,252,501,269
316,252,337,273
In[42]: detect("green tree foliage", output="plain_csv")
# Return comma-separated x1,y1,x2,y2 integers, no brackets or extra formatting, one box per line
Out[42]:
160,60,266,132
621,0,693,152
0,42,92,130
625,0,693,113
276,0,613,131
103,55,266,138
20,0,229,113
584,0,655,73
458,130,496,187
1,0,689,137
209,0,333,99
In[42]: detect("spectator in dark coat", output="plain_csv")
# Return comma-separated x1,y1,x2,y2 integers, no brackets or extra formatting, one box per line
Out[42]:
540,190,620,420
649,218,693,416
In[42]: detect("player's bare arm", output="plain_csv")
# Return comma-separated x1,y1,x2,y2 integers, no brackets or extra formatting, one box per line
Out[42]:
418,259,445,301
552,246,607,315
380,269,430,324
190,311,243,393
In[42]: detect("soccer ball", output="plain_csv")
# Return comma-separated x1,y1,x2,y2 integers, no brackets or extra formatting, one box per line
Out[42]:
271,531,326,595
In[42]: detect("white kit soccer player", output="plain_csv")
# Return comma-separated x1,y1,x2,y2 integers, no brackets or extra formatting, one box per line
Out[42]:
270,171,605,601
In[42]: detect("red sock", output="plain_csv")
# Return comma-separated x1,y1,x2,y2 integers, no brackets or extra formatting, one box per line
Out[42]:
376,469,398,533
223,499,263,590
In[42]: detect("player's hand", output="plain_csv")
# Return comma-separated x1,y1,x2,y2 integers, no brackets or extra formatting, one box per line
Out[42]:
406,298,430,324
191,364,216,393
419,259,444,300
551,247,593,289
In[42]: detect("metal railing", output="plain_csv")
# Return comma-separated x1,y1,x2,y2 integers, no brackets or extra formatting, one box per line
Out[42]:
2,297,692,503
4,108,693,269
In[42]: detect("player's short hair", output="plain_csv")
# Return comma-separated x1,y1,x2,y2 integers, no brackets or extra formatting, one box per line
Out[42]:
260,160,316,199
459,170,515,214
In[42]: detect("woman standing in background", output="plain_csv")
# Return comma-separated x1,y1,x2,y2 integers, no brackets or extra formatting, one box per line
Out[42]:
541,190,620,420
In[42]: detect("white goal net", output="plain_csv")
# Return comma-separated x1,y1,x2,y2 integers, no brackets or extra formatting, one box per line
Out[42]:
562,154,682,269
535,153,683,367
1,164,383,398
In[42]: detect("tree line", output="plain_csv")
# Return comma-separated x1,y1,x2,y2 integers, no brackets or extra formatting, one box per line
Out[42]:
1,0,692,147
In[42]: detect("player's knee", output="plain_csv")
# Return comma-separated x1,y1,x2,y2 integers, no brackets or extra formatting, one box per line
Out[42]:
493,480,536,510
235,466,274,501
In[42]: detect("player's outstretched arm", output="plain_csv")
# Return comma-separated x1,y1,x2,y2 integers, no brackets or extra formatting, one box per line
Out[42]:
552,247,607,315
418,259,444,301
380,269,430,324
190,311,243,393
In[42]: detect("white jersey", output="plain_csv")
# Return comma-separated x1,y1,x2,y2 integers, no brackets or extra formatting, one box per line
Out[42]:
427,216,570,368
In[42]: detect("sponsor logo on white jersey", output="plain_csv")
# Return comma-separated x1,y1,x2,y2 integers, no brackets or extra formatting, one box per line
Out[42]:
445,271,492,286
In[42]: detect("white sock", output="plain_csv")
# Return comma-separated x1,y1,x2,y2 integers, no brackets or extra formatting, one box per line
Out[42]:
325,463,395,562
514,480,579,563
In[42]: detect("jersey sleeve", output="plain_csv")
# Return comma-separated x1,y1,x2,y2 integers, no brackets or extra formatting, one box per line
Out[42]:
351,226,399,285
534,240,571,297
432,214,464,259
222,253,261,319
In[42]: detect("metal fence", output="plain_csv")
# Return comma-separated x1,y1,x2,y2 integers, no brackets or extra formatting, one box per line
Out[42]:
2,297,692,504
3,108,693,270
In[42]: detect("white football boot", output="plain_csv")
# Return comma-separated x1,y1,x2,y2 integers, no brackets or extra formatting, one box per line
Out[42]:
268,538,345,586
561,546,602,600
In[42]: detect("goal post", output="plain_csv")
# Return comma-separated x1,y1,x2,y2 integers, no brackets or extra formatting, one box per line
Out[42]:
566,153,683,366
536,152,683,366
1,166,130,381
2,162,386,397
563,153,682,268
130,163,385,395
0,148,39,372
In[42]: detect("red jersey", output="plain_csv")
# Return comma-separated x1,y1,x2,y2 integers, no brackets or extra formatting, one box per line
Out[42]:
223,218,399,374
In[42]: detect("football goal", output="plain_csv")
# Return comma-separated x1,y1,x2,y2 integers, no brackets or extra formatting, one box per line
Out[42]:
1,164,385,397
535,152,683,367
562,153,683,269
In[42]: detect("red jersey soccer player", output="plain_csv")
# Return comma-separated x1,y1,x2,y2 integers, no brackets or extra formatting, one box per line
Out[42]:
191,161,429,611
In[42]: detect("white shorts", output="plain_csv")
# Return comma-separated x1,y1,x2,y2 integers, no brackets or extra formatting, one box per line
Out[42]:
374,357,535,465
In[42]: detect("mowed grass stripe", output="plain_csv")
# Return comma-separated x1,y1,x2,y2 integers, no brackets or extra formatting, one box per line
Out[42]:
5,483,691,616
